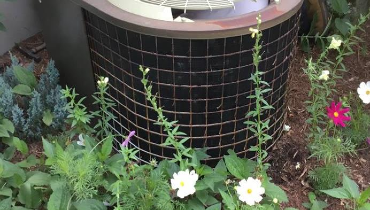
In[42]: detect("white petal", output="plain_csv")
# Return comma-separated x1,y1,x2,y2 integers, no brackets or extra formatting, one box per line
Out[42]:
366,81,370,87
171,178,179,190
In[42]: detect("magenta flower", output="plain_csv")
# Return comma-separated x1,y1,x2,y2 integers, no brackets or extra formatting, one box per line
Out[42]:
366,137,370,146
326,101,351,127
122,131,135,147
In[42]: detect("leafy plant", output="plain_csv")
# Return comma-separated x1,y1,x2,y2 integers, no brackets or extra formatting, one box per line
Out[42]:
341,94,370,146
0,55,67,140
140,66,194,170
303,11,370,191
321,174,370,210
243,15,274,175
308,163,346,190
302,192,329,210
328,0,352,36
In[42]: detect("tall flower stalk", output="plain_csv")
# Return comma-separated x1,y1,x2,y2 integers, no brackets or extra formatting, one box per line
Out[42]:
244,15,274,175
139,67,193,170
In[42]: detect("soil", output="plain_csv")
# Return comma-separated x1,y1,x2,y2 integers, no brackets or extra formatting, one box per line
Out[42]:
1,21,370,210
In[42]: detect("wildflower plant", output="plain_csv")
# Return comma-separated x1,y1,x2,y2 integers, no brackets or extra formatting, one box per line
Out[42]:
303,11,370,190
139,66,194,170
244,14,274,174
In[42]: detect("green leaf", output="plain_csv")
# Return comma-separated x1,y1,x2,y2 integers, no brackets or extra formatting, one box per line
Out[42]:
99,135,113,161
25,171,51,186
359,187,370,205
1,119,15,133
73,199,107,210
17,183,42,208
47,184,71,210
0,187,12,197
219,190,236,210
343,174,360,198
264,182,289,202
187,198,205,210
206,203,221,210
321,187,351,199
2,146,15,160
335,18,350,36
359,203,370,210
0,158,26,180
13,66,37,88
0,197,11,210
0,125,10,138
224,150,254,179
329,0,349,14
42,137,55,158
11,207,32,210
16,155,39,168
12,137,28,155
311,201,329,210
12,84,32,96
42,110,54,126
196,190,209,205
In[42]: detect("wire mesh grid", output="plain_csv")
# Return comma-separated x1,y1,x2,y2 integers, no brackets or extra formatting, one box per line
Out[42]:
83,10,301,166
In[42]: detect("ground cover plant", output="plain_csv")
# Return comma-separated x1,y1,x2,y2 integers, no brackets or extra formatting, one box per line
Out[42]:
0,6,370,210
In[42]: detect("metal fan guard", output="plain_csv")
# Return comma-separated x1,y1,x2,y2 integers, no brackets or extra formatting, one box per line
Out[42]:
140,0,244,10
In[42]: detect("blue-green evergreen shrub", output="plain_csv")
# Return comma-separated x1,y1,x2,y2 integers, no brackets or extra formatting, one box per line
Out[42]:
0,55,67,140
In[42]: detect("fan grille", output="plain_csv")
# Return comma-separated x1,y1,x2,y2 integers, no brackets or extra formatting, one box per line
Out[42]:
140,0,243,10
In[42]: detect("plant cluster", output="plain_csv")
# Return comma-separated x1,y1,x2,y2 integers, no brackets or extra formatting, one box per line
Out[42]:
302,8,370,196
0,55,67,140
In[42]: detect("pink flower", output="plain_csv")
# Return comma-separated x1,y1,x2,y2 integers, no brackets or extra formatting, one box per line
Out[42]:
122,131,135,147
326,102,351,127
366,137,370,146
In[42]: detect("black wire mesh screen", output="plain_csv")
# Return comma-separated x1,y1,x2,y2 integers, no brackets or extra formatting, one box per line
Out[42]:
83,10,300,165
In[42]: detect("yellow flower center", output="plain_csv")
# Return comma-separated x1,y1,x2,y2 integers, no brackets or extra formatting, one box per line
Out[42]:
247,189,252,194
366,90,370,95
180,181,185,187
334,112,339,117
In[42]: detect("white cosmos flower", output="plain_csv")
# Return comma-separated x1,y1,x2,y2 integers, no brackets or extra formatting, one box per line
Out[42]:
171,169,198,198
319,70,330,81
328,37,342,50
236,177,265,206
357,81,370,104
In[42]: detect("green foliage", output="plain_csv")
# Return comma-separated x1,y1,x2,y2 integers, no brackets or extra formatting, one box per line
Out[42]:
61,86,93,135
43,139,107,201
112,166,182,210
309,135,355,163
308,163,346,190
0,56,67,140
243,15,274,174
342,95,370,146
0,155,47,209
91,77,116,139
302,192,328,210
321,174,370,209
140,66,193,170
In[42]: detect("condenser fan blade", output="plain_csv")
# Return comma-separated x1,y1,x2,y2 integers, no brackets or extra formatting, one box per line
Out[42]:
139,0,244,10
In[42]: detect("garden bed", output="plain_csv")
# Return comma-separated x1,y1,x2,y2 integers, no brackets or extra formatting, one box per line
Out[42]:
0,17,369,210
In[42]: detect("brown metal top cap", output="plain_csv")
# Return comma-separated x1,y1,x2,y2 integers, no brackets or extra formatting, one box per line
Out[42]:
71,0,303,39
